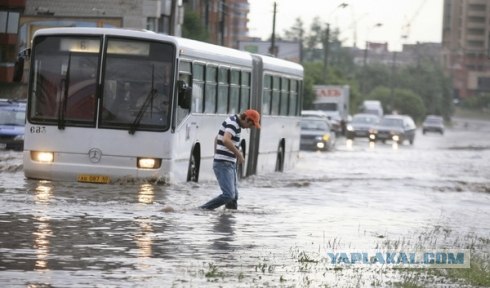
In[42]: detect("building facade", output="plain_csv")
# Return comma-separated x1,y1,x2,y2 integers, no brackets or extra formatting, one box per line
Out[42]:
184,0,250,48
1,0,24,84
0,0,184,90
1,0,252,90
442,0,490,99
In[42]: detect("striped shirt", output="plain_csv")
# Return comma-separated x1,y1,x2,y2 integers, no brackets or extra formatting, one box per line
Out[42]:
214,114,241,163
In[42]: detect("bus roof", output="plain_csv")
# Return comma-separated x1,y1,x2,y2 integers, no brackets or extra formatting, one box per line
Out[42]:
254,54,303,78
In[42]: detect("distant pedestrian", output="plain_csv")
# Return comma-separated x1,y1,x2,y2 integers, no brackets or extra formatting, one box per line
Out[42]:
200,109,261,210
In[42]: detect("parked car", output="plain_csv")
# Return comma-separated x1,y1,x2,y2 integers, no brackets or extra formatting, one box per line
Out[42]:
369,115,416,145
300,118,336,151
346,113,380,139
0,100,26,151
422,115,444,135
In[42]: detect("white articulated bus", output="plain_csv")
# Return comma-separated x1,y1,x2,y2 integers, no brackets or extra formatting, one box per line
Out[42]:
15,27,303,184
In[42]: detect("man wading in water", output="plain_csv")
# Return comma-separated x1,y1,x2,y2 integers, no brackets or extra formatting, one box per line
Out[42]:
200,109,261,210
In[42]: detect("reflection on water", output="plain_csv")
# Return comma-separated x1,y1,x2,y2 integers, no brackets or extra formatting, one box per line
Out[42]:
369,141,375,150
135,218,153,259
34,216,52,271
211,214,235,251
138,184,155,204
35,181,53,203
345,139,353,150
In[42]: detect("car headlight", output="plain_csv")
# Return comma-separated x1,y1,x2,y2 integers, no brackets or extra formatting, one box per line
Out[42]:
346,124,353,131
322,134,330,141
14,135,24,141
315,136,323,141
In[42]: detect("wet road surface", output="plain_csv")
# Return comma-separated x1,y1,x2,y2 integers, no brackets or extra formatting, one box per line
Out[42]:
0,117,489,287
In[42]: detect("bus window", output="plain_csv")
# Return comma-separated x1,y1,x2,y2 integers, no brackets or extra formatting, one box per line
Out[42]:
175,60,192,124
229,69,240,114
271,76,280,115
240,71,250,111
205,65,217,113
289,79,298,116
217,67,229,114
100,38,174,131
280,77,289,116
28,36,100,126
192,63,204,113
262,75,271,115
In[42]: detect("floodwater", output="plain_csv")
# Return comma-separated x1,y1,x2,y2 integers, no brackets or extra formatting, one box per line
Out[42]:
1,117,489,287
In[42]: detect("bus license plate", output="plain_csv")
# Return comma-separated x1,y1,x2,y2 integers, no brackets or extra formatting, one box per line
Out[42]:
77,174,111,184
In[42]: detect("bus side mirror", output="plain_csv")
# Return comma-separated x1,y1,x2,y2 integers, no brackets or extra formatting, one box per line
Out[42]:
177,80,192,109
13,48,30,82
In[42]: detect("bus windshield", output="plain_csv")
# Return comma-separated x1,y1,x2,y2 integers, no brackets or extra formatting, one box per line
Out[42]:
29,35,175,132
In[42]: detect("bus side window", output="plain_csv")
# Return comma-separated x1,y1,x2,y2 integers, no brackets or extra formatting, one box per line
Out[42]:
240,71,251,110
289,79,298,116
192,63,204,113
175,60,192,125
229,69,240,114
205,65,217,113
217,67,229,114
280,77,289,116
262,75,271,115
271,76,280,115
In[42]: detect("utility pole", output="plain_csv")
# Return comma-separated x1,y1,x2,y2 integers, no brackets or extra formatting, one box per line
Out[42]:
170,0,177,35
389,51,397,112
219,0,226,46
269,2,277,56
322,24,330,82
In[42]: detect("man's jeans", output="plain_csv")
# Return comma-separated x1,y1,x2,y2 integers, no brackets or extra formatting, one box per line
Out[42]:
200,160,238,210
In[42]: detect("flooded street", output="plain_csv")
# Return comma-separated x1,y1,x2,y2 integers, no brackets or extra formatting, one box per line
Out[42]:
1,117,489,287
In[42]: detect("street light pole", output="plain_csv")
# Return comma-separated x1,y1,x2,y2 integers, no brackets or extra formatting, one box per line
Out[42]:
360,23,383,96
323,3,348,82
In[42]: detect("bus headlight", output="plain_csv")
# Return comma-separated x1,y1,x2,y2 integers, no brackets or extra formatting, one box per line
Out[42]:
137,157,162,169
31,151,54,163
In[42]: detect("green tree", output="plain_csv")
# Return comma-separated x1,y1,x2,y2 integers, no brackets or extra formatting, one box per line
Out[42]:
182,10,209,42
368,86,426,122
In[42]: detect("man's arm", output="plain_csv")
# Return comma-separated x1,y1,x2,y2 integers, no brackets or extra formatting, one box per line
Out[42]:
222,132,244,164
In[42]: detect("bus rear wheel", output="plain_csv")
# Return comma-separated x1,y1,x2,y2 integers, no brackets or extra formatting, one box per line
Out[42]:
186,151,200,182
275,146,284,172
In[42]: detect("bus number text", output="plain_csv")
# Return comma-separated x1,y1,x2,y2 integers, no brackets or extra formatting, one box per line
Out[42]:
30,126,46,134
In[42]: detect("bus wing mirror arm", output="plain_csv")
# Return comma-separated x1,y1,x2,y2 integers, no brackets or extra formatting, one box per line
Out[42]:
177,80,192,109
13,48,31,82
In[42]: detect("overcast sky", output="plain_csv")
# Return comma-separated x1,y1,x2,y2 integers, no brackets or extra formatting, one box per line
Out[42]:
247,0,443,51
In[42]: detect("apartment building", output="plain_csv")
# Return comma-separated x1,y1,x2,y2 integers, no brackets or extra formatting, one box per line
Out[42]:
184,0,250,48
442,0,490,99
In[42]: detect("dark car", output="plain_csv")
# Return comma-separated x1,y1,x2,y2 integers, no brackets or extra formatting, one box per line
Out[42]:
300,118,336,151
346,113,380,139
0,100,26,151
422,115,444,135
369,115,416,145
